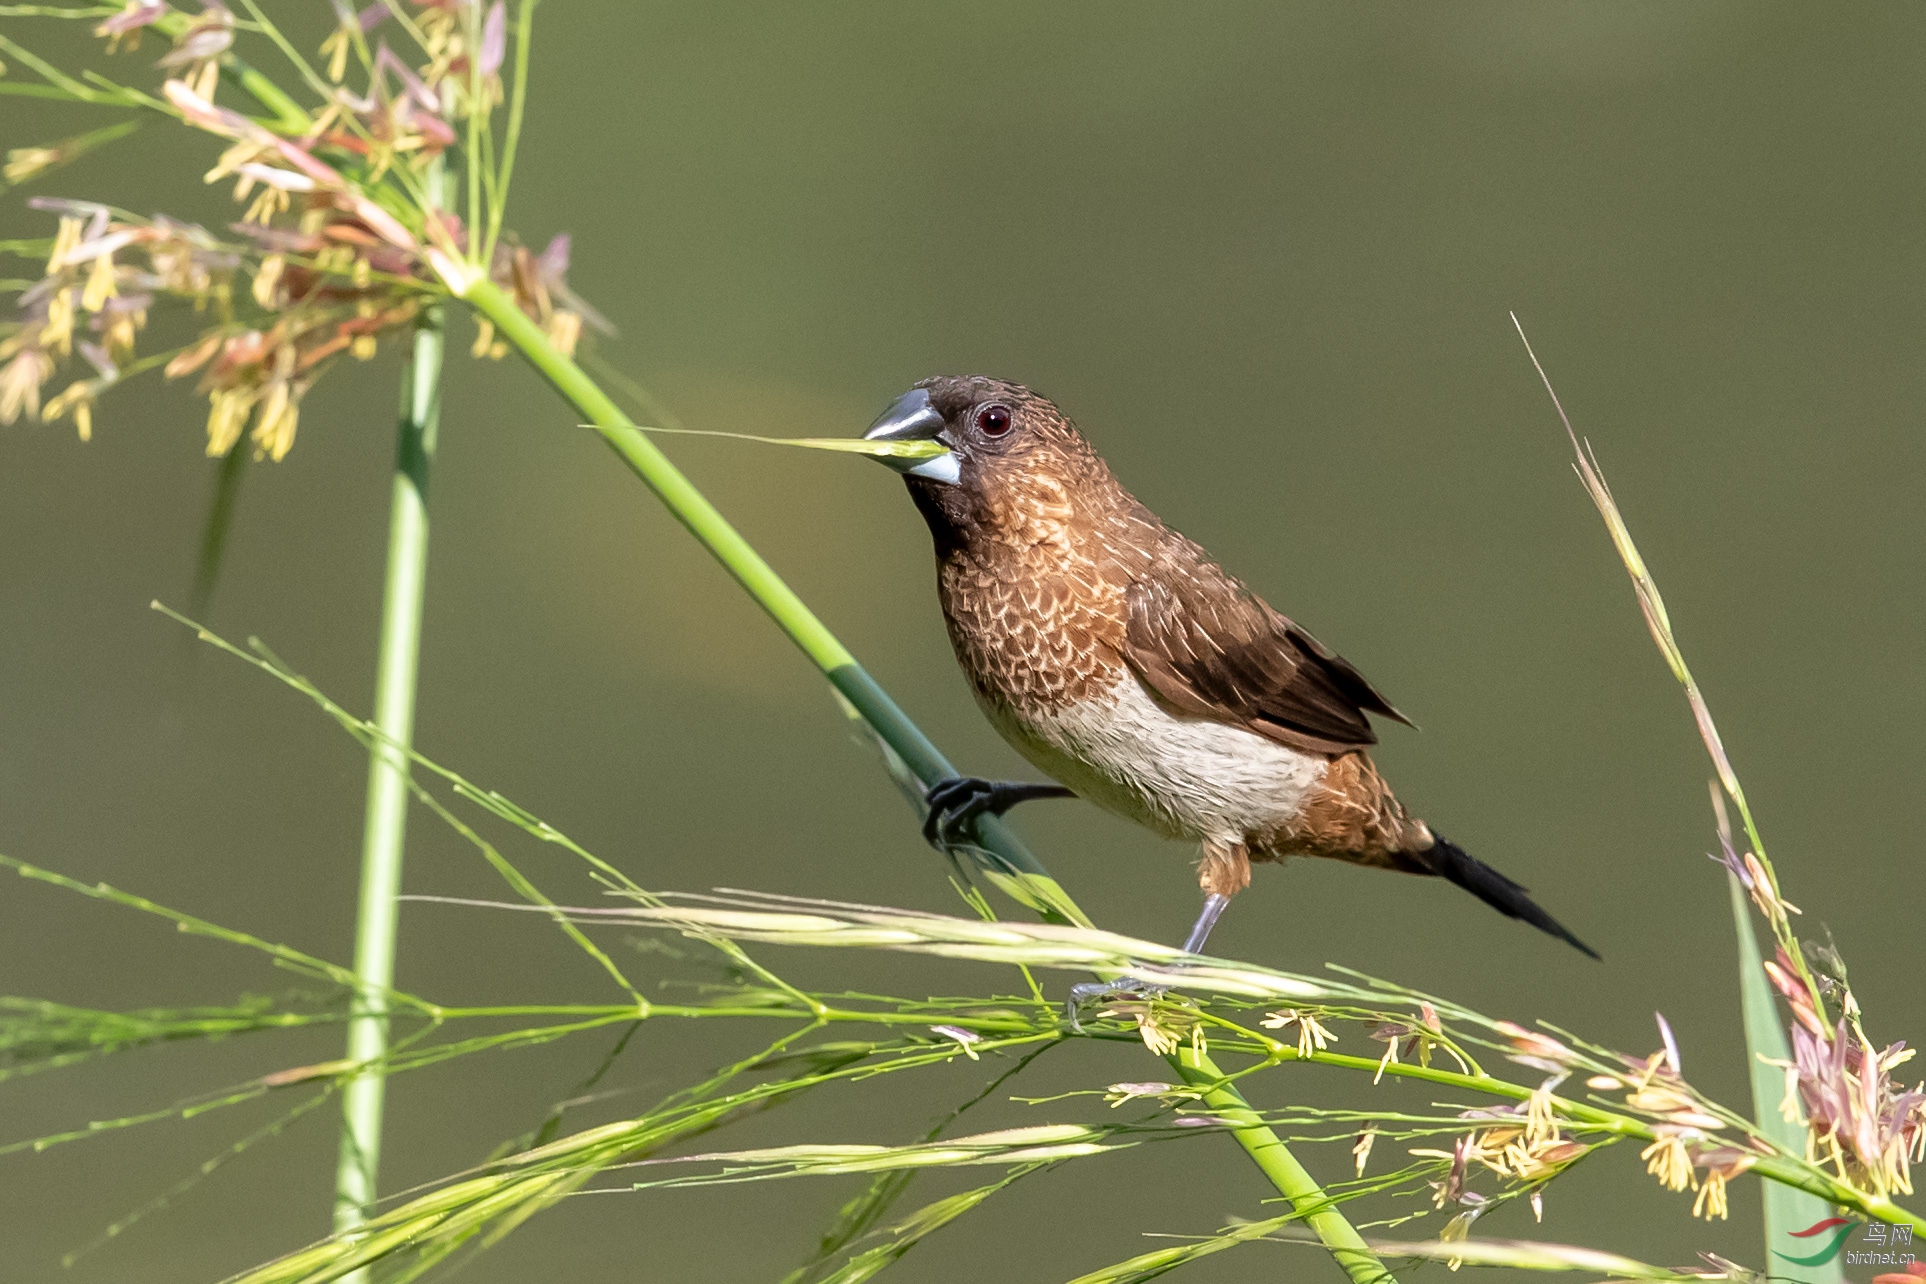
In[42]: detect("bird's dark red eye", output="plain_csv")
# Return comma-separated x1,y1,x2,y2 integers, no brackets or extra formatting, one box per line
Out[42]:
976,403,1013,437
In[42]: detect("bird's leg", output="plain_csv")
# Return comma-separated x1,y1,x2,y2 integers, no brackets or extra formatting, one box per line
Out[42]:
1183,839,1248,951
1181,892,1232,954
1063,894,1235,1022
920,776,1076,850
1064,974,1166,1031
1065,842,1246,1029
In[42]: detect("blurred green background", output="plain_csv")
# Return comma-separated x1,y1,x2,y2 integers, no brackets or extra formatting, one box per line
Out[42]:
2,2,1921,1280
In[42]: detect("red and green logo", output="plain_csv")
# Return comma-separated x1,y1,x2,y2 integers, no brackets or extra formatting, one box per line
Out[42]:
1777,1218,1859,1266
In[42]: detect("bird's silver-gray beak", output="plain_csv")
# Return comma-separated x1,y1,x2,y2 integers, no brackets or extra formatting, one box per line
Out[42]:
863,389,961,485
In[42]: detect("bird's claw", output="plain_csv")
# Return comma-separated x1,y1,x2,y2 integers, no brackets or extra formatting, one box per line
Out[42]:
920,776,1075,851
1064,976,1169,1033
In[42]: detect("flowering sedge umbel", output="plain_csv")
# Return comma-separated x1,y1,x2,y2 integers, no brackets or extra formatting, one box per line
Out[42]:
1408,1087,1592,1223
1786,1021,1925,1198
0,196,406,459
4,0,604,457
1370,1001,1471,1082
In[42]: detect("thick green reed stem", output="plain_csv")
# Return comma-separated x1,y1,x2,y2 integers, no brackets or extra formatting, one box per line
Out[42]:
333,288,445,1242
461,276,1388,1283
1176,1044,1385,1279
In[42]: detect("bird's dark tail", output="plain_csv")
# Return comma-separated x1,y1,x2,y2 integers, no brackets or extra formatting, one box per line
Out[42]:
1420,833,1599,960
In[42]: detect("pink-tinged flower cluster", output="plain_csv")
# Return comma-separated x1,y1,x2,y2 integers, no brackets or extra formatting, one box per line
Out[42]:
1598,1031,1760,1219
1762,944,1832,1039
1493,1020,1577,1072
1368,1001,1474,1081
92,0,169,54
317,45,458,178
2,201,217,441
154,1,234,99
1407,1100,1593,1234
1482,1013,1767,1221
401,0,510,107
472,232,607,361
1787,1022,1925,1198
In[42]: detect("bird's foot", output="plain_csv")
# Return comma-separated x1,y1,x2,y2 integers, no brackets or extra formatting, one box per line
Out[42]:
1064,976,1169,1033
921,776,1075,850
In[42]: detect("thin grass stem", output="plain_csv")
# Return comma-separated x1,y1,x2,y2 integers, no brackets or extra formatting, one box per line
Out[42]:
333,164,449,1247
482,0,535,266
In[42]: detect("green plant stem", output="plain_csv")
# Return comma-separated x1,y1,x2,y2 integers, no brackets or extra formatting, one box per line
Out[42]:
333,269,445,1239
481,0,535,267
459,276,1385,1281
1175,1045,1384,1281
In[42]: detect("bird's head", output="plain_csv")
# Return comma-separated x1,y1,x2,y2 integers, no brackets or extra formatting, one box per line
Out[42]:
862,375,1112,541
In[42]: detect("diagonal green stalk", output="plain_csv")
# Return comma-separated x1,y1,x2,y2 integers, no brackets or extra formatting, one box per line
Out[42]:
459,276,1387,1283
333,251,447,1241
1175,1044,1383,1277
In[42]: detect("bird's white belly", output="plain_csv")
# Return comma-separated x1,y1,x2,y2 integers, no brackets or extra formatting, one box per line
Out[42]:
983,672,1328,843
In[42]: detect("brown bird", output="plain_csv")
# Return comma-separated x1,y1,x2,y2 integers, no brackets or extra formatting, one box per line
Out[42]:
864,375,1596,973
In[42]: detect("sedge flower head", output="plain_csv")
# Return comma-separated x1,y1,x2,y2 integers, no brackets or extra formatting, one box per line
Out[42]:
41,380,99,441
1261,1008,1335,1057
1352,1126,1375,1176
1495,1021,1576,1074
1525,1075,1566,1146
928,1025,981,1060
1641,1130,1696,1193
1102,1082,1200,1108
0,348,54,425
1691,1169,1729,1220
1135,1009,1182,1057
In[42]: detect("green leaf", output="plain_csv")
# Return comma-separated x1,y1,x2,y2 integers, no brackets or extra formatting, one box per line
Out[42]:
1731,873,1842,1281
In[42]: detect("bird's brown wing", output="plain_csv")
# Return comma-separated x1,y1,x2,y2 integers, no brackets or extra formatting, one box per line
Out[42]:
1121,550,1410,756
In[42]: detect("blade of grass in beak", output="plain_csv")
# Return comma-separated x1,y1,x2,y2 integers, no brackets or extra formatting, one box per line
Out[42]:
604,424,950,461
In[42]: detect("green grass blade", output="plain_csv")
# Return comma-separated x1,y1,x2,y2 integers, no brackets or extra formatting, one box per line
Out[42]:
1731,874,1842,1278
0,852,428,1007
1062,1211,1299,1283
785,1043,1053,1283
810,1166,1043,1284
0,995,338,1083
